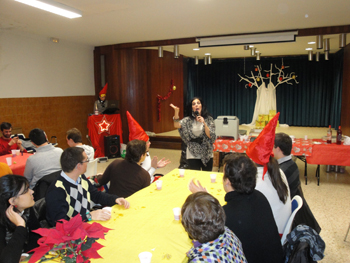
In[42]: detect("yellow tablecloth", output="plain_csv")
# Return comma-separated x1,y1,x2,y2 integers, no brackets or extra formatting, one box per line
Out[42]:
93,169,225,262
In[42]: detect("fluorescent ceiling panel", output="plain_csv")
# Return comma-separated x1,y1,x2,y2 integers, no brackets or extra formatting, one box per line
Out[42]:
198,31,298,47
15,0,82,19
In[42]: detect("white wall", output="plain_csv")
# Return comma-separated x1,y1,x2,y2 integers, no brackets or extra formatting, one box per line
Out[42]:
0,29,95,98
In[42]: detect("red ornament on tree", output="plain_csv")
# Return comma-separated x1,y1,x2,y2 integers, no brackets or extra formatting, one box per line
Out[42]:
281,65,285,69
255,68,258,72
279,77,283,81
248,83,252,87
266,73,270,77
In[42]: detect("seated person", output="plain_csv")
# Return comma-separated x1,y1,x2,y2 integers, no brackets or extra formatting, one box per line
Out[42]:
94,83,108,114
189,153,284,263
274,132,321,233
0,175,41,263
0,122,26,156
24,128,63,189
181,191,247,263
0,163,12,178
246,113,291,234
126,111,170,182
97,139,150,198
66,128,95,161
46,147,129,226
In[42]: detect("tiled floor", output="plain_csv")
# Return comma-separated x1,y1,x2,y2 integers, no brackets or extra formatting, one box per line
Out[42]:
97,126,350,262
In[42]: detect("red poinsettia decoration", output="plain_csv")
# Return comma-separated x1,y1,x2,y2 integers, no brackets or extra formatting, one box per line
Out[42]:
29,215,111,263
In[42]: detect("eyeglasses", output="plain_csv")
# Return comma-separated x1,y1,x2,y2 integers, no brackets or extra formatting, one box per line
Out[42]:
80,158,90,164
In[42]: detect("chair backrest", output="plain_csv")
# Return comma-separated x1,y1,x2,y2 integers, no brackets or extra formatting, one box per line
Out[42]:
281,195,303,245
85,158,98,179
33,170,61,201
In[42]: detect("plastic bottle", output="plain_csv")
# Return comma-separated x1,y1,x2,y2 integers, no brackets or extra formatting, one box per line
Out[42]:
327,125,332,144
336,126,342,145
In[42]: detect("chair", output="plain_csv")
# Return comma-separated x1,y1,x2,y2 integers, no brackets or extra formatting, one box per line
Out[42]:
85,158,98,178
281,195,303,245
32,170,61,201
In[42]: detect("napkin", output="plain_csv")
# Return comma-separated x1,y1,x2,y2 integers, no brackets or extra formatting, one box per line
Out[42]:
343,136,350,145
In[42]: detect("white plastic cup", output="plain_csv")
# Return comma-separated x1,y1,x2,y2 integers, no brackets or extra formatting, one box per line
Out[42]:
138,252,152,263
210,173,217,183
6,157,12,166
102,207,112,213
156,180,162,190
11,150,16,157
179,169,185,177
173,207,181,220
304,135,308,140
16,150,20,156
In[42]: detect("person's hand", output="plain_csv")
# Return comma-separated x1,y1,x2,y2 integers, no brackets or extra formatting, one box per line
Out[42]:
170,104,180,115
6,205,25,227
196,116,205,124
8,137,18,146
17,140,22,147
116,198,130,209
90,209,111,221
151,156,158,169
157,157,171,168
188,178,207,193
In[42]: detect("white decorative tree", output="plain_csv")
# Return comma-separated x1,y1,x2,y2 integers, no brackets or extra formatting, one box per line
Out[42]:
238,63,298,125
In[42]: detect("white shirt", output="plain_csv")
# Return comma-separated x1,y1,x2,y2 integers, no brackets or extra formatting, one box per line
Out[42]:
255,166,291,234
77,144,95,161
141,153,156,183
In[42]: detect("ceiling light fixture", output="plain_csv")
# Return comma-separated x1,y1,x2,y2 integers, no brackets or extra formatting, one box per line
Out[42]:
316,51,320,62
195,56,199,65
197,31,297,47
158,47,163,58
305,48,312,51
193,48,200,51
339,33,347,48
308,51,313,61
208,55,212,64
324,38,330,51
174,45,179,58
316,35,323,49
250,48,256,56
308,41,315,44
14,0,82,19
325,51,329,61
204,53,211,56
256,52,261,61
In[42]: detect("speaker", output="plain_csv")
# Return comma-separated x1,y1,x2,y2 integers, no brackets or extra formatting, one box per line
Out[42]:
104,135,121,158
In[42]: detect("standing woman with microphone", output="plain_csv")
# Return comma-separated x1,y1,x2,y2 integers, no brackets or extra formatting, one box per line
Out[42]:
170,97,216,171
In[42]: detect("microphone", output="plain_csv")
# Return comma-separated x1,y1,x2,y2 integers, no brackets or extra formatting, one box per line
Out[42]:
194,111,199,117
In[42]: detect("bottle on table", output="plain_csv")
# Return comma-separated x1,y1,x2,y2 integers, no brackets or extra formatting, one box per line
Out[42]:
327,125,332,144
336,126,342,145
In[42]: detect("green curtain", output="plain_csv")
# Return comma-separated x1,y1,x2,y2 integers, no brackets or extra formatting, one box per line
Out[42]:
186,51,343,127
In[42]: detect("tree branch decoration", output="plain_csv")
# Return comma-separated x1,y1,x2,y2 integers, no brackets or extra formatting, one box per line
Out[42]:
238,63,298,89
238,62,298,125
157,79,176,122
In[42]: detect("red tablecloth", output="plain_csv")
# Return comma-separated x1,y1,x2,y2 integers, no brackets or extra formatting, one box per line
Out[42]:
87,114,123,158
214,138,312,156
0,153,32,176
306,142,350,166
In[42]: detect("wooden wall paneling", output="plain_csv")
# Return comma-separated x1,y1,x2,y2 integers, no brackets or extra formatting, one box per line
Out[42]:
341,44,350,136
0,96,95,150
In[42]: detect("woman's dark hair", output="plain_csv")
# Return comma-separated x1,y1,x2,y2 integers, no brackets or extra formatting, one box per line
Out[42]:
223,153,257,194
266,156,289,204
61,147,84,173
185,97,211,119
181,192,225,244
0,175,29,230
125,140,146,163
